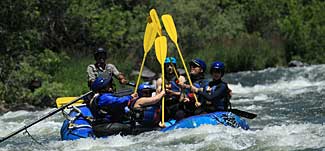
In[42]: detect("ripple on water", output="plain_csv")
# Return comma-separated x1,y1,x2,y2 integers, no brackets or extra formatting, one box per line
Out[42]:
1,65,325,151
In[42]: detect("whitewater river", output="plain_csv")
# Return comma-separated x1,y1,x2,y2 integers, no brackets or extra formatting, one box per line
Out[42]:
1,65,325,151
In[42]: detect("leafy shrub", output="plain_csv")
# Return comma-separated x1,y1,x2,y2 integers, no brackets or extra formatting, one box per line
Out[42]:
1,49,68,106
29,81,67,107
188,33,286,72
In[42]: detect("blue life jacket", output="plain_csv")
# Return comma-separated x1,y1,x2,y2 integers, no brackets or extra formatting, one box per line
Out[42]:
185,78,209,102
165,76,181,106
128,98,161,127
89,93,132,123
201,81,231,112
193,79,209,88
192,78,209,99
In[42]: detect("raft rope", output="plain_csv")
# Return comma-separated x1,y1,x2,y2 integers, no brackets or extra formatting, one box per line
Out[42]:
211,113,239,128
23,129,44,147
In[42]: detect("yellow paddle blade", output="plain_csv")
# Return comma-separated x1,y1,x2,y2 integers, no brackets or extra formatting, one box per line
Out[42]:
155,36,167,65
135,17,158,93
56,97,84,108
162,14,178,44
150,9,163,36
143,22,157,53
155,36,167,127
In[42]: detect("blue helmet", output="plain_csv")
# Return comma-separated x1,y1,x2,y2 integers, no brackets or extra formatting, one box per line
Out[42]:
210,61,225,75
137,84,155,97
189,58,207,72
164,57,176,64
91,77,112,92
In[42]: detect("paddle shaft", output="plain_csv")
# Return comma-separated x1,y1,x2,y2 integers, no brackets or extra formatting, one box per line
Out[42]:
170,63,179,79
0,91,93,144
134,53,147,93
135,20,157,93
161,63,165,125
174,44,199,103
155,36,167,127
160,14,199,103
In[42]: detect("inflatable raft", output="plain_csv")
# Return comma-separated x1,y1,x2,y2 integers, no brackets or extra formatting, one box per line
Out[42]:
60,104,249,140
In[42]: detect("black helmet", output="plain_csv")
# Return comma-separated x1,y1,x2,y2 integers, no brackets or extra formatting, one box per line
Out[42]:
94,47,107,60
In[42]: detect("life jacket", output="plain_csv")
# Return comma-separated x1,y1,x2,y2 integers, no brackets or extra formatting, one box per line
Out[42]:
203,81,232,112
60,105,95,140
89,64,114,80
194,78,209,88
127,98,161,127
187,78,209,101
89,93,131,124
165,76,181,106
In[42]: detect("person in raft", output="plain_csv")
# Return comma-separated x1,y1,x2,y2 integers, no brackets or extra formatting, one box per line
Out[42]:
179,58,209,117
190,61,232,114
89,77,137,137
128,83,165,129
156,57,186,121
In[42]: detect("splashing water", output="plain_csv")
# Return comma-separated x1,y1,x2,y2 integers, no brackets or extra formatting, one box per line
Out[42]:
1,65,325,151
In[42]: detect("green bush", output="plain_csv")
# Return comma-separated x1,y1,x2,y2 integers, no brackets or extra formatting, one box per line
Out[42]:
278,0,325,63
0,0,324,108
29,81,67,106
187,33,286,72
1,49,68,106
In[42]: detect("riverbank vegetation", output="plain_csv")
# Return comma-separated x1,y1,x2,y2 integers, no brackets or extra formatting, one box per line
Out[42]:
0,0,324,110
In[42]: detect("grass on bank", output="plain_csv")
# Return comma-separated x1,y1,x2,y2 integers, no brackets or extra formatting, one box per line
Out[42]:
53,55,139,97
54,33,287,97
54,56,92,96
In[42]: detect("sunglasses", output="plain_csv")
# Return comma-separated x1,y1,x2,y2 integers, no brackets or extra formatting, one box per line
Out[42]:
190,64,200,68
211,69,222,73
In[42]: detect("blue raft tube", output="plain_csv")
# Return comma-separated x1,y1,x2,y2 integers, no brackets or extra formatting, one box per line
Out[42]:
60,104,95,140
161,111,249,132
60,105,250,140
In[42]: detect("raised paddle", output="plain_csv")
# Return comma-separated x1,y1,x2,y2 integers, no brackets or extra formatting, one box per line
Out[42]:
134,17,158,93
0,91,93,144
155,36,167,126
150,9,180,81
161,14,200,104
161,14,257,119
149,9,163,36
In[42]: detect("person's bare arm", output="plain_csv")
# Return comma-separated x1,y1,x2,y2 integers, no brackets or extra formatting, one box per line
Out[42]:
87,65,96,87
118,73,128,84
108,64,128,84
133,90,165,108
156,78,162,93
166,89,181,96
178,75,186,85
